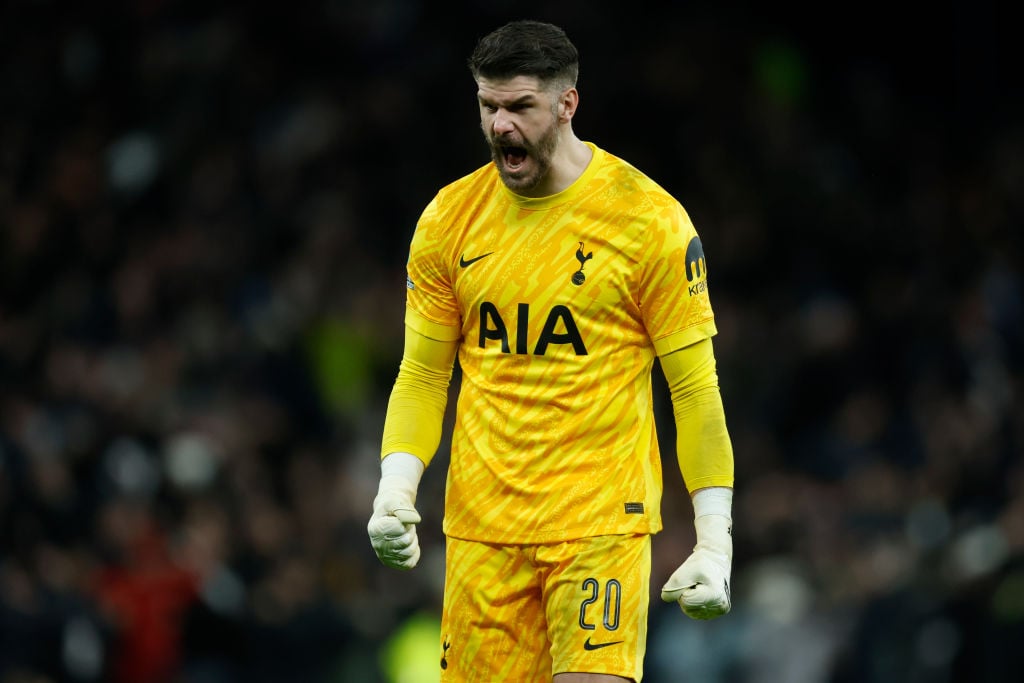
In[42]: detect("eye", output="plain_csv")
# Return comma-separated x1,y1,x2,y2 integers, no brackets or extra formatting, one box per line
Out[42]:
481,103,497,113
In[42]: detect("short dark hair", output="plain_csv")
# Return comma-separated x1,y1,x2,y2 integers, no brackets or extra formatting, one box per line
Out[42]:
467,20,579,89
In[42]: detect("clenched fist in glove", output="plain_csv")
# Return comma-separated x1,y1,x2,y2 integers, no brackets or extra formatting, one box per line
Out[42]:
661,486,733,620
368,452,425,570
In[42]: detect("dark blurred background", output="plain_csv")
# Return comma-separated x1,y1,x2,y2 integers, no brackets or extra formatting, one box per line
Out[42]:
1,1,1021,681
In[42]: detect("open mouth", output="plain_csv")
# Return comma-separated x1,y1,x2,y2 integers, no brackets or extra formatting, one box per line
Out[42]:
501,145,528,171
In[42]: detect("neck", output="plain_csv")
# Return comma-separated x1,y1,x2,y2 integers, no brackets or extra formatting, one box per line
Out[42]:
522,131,591,198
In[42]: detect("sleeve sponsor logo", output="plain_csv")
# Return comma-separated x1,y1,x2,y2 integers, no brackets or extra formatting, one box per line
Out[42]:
685,236,709,296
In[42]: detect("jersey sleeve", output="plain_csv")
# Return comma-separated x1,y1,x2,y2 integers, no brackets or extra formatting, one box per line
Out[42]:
639,201,718,357
405,195,463,337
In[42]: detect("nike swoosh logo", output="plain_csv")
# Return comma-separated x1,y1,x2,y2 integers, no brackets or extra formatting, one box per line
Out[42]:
583,637,624,651
459,252,494,268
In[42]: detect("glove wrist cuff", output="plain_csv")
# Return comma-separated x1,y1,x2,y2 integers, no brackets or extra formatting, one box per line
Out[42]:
375,452,424,512
692,486,732,520
379,451,424,491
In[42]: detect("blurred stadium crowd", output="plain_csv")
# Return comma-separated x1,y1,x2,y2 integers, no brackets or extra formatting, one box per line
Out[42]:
1,1,1021,682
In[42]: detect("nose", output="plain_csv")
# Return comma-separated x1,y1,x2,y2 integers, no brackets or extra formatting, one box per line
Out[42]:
492,109,514,136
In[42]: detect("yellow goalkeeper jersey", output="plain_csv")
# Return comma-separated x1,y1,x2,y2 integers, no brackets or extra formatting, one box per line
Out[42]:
405,142,718,544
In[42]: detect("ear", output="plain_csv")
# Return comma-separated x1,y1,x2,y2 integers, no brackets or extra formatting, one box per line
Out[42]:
558,87,579,123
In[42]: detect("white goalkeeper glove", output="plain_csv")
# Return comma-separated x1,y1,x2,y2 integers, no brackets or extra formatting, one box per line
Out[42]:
661,487,733,620
367,451,424,570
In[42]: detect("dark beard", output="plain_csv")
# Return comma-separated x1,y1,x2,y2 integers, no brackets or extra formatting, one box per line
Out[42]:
487,122,559,194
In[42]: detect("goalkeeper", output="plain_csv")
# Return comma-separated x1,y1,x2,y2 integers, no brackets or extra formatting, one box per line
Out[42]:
368,19,735,683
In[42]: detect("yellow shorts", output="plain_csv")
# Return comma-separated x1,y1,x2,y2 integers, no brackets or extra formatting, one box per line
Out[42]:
439,534,650,682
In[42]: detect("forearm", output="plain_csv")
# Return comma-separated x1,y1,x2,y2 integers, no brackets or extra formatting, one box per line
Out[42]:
380,324,458,465
660,338,734,492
